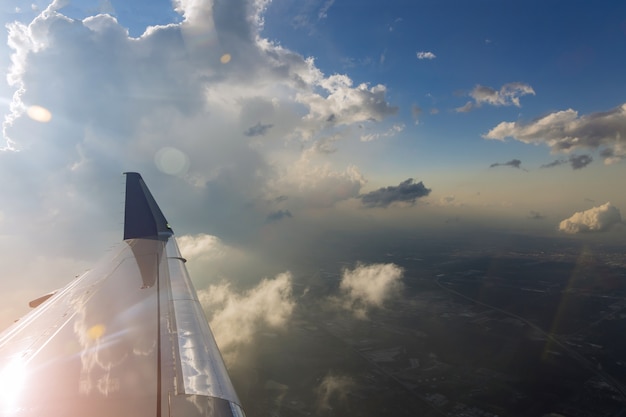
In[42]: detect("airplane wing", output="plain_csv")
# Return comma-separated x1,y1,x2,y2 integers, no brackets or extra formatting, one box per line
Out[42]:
0,172,246,417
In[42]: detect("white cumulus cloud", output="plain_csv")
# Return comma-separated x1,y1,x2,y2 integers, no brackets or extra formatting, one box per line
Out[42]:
334,263,404,318
198,272,295,363
0,0,399,257
484,103,626,164
558,202,622,234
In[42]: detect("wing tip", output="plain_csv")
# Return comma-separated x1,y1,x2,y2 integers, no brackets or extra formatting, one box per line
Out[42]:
123,172,173,240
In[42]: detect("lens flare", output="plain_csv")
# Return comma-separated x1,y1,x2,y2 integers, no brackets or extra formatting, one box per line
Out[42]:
155,146,190,176
220,53,231,64
26,105,52,123
87,324,106,340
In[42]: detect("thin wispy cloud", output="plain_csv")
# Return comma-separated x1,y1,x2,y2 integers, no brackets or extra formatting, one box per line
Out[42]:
318,0,335,19
416,51,436,60
541,154,593,170
360,124,404,142
266,209,293,223
489,159,527,171
316,374,356,411
457,82,535,112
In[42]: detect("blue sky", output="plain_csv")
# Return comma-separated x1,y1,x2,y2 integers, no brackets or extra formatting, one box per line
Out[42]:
0,0,625,328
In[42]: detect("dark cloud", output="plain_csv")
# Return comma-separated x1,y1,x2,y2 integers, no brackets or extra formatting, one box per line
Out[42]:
489,159,527,171
540,154,593,170
266,210,293,223
570,154,593,169
244,122,273,137
359,178,431,208
528,211,545,220
540,159,566,169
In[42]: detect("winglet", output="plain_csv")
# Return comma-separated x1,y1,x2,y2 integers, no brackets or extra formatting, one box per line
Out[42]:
123,172,173,240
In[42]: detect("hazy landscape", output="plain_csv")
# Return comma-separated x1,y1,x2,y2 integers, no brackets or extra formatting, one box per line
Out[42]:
220,234,626,417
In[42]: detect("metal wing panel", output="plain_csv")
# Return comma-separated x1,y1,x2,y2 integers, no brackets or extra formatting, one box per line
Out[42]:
164,238,241,404
0,241,162,416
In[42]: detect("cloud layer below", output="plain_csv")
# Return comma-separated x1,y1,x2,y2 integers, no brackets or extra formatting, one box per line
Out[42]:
334,263,404,318
198,272,295,363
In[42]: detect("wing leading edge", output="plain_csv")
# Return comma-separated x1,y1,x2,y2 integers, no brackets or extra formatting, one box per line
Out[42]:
0,173,245,417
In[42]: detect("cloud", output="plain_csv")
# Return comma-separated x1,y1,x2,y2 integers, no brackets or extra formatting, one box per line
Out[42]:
456,82,535,112
570,154,593,170
176,233,268,287
312,133,341,154
266,209,292,223
489,159,527,171
416,51,436,60
316,374,355,411
177,233,231,260
198,272,295,363
541,159,566,169
318,0,335,19
541,154,593,170
244,122,273,137
333,263,404,318
455,101,474,113
528,210,545,220
359,178,431,208
484,104,626,164
441,195,456,205
269,153,366,209
0,0,400,256
360,123,404,142
299,75,398,130
558,202,622,234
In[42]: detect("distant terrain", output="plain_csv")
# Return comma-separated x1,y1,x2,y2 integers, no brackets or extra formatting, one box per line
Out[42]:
230,235,626,417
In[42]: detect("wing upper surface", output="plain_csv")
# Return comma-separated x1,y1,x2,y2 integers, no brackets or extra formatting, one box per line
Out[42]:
0,173,245,417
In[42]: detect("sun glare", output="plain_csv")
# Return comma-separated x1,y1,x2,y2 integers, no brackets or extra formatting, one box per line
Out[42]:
0,356,27,412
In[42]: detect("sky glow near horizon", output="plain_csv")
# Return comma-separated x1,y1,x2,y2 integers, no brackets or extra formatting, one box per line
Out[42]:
0,0,625,327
